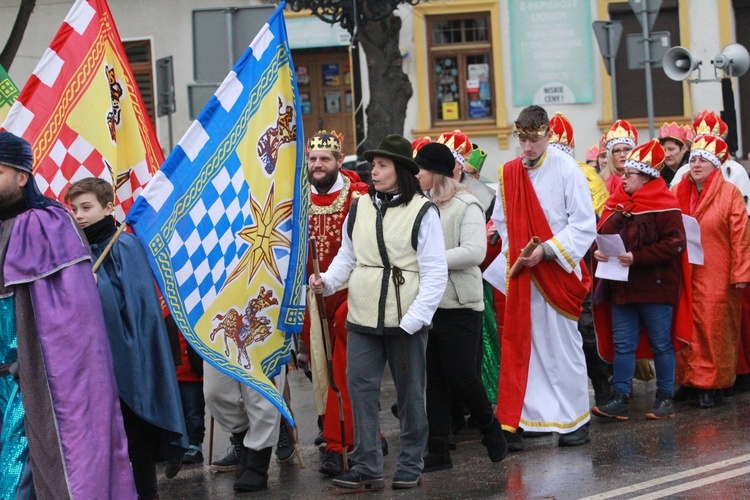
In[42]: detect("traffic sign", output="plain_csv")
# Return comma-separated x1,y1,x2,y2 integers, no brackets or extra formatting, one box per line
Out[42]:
629,0,662,31
593,20,623,76
626,32,671,70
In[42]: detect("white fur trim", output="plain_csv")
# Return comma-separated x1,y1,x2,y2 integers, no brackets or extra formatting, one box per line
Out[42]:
550,142,574,158
624,159,661,178
690,149,721,169
606,137,636,151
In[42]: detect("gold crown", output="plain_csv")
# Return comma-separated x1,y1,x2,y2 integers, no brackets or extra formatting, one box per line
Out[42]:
513,124,548,139
307,130,343,153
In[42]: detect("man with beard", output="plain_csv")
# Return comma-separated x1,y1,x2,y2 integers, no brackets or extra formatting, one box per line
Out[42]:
298,131,370,477
0,131,135,498
489,106,596,451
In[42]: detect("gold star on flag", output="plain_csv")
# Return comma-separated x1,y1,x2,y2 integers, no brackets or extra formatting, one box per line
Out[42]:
224,183,293,287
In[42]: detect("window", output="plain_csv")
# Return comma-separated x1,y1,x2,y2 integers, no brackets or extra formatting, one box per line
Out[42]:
412,0,511,148
427,14,495,123
605,1,684,119
123,40,156,128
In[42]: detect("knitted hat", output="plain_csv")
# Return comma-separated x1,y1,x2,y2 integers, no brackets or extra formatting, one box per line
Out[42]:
306,130,343,154
658,122,689,147
692,111,728,139
689,134,728,169
605,120,638,151
414,142,455,177
0,131,33,173
436,130,471,169
585,145,601,162
411,136,432,157
624,139,665,178
364,135,419,175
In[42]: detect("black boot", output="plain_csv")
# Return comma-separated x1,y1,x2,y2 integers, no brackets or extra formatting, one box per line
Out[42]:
480,418,508,462
234,447,272,492
422,436,452,472
232,432,249,479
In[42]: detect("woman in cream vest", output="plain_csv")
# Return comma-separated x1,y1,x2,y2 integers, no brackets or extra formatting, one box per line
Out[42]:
310,135,447,491
414,142,508,472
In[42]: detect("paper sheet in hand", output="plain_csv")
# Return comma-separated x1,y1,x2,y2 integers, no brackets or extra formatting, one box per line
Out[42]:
682,215,704,265
595,234,629,282
483,252,507,294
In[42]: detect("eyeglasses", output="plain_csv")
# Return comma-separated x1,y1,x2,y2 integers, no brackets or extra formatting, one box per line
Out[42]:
621,170,643,179
611,147,633,156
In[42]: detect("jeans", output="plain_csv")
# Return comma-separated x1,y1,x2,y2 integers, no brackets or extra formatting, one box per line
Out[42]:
611,303,675,396
179,381,205,445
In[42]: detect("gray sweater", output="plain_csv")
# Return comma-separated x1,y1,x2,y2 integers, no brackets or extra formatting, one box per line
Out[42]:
436,191,486,311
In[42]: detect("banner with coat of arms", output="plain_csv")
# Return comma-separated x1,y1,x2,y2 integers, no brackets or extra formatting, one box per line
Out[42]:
1,0,163,219
126,2,307,423
0,64,19,126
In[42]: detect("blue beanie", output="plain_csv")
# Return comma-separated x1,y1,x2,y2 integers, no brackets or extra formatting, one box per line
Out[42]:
0,131,34,173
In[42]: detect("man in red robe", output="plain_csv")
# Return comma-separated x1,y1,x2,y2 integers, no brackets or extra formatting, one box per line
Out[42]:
298,131,369,477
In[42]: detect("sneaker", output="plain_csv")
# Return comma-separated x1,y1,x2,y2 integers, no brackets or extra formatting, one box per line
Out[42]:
558,424,591,447
276,423,295,463
592,392,629,420
503,430,524,452
210,435,243,472
183,444,204,464
319,450,344,477
646,392,675,419
332,469,384,490
392,470,421,489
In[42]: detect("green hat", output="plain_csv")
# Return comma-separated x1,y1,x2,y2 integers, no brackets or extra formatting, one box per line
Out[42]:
364,134,419,175
465,143,487,173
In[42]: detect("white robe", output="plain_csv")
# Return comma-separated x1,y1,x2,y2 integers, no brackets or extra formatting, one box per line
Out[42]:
490,146,597,433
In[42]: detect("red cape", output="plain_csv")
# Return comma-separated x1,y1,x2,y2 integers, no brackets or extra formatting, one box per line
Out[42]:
495,158,590,430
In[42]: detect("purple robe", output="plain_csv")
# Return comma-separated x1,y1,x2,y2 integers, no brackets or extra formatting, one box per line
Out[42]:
3,204,135,499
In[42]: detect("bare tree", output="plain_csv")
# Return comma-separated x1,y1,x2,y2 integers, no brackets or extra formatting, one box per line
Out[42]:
288,0,422,152
1,0,37,70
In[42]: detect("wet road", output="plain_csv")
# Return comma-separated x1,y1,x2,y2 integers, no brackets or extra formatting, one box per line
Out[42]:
158,370,750,499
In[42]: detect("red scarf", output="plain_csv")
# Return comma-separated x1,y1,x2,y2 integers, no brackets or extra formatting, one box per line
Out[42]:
674,169,719,217
599,176,681,227
495,157,590,430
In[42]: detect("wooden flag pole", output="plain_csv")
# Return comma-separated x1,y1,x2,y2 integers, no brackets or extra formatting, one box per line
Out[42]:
309,236,348,471
91,223,128,273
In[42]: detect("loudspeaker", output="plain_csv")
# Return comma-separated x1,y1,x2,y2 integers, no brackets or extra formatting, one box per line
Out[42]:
712,44,750,78
663,46,701,81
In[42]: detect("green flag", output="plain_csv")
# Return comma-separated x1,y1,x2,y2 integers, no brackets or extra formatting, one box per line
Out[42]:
0,64,19,125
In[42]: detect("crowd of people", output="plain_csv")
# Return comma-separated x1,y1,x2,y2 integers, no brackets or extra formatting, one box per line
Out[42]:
2,102,750,497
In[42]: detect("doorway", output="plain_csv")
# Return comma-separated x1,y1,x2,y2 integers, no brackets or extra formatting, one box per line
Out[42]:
292,47,355,155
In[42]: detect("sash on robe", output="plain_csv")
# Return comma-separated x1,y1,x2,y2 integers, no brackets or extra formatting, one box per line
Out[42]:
496,157,590,430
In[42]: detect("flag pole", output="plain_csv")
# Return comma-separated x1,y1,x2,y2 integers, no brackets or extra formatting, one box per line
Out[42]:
309,236,348,472
92,223,128,273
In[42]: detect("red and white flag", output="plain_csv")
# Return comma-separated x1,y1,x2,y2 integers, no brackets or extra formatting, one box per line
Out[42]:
1,0,163,220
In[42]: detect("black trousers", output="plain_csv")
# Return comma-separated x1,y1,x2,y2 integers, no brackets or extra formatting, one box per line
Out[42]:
579,294,610,384
426,308,494,437
121,401,159,499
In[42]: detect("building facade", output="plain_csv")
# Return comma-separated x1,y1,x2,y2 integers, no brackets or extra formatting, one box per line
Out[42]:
1,0,748,182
